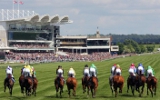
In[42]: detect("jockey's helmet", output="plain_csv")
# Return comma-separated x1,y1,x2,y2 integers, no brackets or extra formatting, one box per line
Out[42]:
113,64,117,66
131,63,135,66
31,66,34,70
85,64,88,67
138,63,143,66
70,67,73,70
147,66,152,69
58,65,61,68
116,64,120,68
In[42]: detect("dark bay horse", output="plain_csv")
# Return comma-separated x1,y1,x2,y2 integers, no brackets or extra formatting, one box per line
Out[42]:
127,74,137,96
89,76,98,98
136,71,146,97
54,75,64,98
19,75,25,95
82,74,90,96
146,75,157,97
113,74,124,97
24,76,33,96
4,74,14,96
66,75,77,98
32,77,38,96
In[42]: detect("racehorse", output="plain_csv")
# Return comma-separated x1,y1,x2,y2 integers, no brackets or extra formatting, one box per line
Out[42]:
127,74,137,96
82,74,90,96
32,77,38,96
24,76,33,96
146,74,157,97
54,74,64,98
113,74,124,97
66,74,77,98
19,75,25,95
4,74,14,96
109,75,114,95
136,70,146,97
89,73,98,98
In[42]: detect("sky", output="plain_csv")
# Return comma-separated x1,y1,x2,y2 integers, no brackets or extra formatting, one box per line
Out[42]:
0,0,160,35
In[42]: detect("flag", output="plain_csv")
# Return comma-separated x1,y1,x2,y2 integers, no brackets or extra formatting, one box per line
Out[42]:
19,1,23,5
13,0,17,4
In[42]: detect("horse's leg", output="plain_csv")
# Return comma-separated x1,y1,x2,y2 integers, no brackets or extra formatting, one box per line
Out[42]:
147,84,149,95
9,86,13,96
131,85,135,96
87,86,89,97
149,87,153,97
68,88,71,98
56,86,59,97
60,87,62,98
73,87,76,96
154,84,156,95
114,87,118,97
90,88,94,98
4,83,6,92
127,80,129,93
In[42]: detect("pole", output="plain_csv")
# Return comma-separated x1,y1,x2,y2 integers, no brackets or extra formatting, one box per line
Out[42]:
18,0,19,18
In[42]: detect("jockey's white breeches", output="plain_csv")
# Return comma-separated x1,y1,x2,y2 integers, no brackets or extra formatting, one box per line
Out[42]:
147,69,154,77
57,69,63,77
90,68,96,77
23,68,31,77
68,70,75,77
84,69,90,77
115,69,121,75
138,66,143,71
138,66,144,74
6,70,13,77
129,68,136,76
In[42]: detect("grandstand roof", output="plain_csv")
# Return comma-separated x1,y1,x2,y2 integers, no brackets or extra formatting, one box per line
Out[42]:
0,9,73,24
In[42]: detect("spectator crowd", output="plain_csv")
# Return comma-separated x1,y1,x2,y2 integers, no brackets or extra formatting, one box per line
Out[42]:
5,52,118,63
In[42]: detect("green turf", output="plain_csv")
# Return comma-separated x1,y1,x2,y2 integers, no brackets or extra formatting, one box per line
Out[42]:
0,53,160,100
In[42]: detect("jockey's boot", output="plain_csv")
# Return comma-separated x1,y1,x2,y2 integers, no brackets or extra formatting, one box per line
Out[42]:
63,77,66,84
12,77,15,82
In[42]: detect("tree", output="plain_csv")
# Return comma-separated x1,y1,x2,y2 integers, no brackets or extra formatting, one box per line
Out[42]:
117,42,124,54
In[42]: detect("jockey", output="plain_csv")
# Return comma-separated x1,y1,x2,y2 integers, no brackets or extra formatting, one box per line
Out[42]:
5,66,15,82
68,67,76,77
89,64,98,77
145,66,155,78
114,64,122,75
56,65,64,78
111,64,117,76
83,64,90,77
136,63,145,75
128,63,136,76
22,62,32,77
31,66,36,78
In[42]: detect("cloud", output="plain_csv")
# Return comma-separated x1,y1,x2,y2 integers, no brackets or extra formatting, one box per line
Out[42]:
69,9,80,15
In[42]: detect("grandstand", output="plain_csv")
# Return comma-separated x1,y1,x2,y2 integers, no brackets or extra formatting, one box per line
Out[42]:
56,30,119,54
0,9,118,62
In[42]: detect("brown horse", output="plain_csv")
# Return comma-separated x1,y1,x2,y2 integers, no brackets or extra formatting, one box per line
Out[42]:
113,74,124,97
66,75,77,98
24,76,33,96
89,76,98,98
4,74,14,96
54,76,64,98
32,77,38,96
82,74,90,96
19,75,25,95
146,75,157,97
127,74,137,96
136,71,146,97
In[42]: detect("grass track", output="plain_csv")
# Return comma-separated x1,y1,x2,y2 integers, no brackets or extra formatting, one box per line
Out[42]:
0,53,160,100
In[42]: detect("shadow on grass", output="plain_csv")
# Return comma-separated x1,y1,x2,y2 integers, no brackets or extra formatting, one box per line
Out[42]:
0,96,26,100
